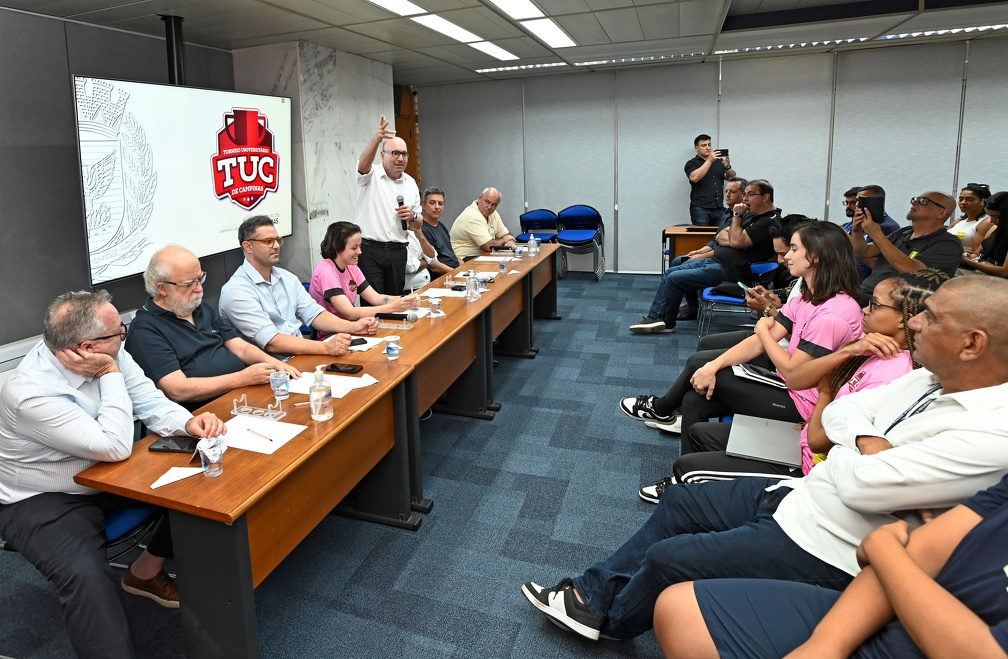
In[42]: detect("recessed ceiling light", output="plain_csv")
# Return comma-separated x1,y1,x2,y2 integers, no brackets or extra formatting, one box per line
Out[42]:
364,0,425,17
520,18,577,48
476,62,567,73
411,14,481,43
485,0,543,21
470,42,519,60
575,52,702,66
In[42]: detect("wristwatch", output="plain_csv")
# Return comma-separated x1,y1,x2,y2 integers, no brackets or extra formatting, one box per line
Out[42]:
762,306,774,317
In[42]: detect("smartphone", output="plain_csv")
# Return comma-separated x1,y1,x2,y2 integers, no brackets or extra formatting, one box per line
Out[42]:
857,195,885,223
451,284,466,291
737,281,750,292
349,337,366,346
718,148,729,157
149,436,200,454
326,363,363,374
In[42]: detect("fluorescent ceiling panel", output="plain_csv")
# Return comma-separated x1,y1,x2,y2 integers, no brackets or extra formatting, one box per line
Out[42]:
470,41,520,59
521,17,578,47
411,14,482,42
485,0,544,20
365,0,427,16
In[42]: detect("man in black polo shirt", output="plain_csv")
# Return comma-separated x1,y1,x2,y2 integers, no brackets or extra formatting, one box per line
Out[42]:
684,134,735,226
851,190,962,305
125,245,299,409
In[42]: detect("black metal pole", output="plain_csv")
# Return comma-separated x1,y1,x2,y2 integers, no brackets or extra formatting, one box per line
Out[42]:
159,15,185,85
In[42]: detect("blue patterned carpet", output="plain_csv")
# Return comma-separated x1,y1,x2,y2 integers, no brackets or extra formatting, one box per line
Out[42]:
0,272,709,658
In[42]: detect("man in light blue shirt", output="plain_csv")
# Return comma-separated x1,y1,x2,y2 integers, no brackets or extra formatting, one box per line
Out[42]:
219,216,378,357
0,290,226,657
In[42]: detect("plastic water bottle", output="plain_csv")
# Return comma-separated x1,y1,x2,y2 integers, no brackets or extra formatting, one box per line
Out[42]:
309,365,333,421
465,275,480,301
528,237,538,257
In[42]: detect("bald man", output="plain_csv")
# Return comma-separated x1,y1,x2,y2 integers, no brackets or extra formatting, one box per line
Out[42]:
449,186,515,261
354,114,422,294
851,190,963,305
125,244,298,409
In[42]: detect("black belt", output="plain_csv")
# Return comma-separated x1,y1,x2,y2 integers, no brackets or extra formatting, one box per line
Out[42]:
361,238,408,251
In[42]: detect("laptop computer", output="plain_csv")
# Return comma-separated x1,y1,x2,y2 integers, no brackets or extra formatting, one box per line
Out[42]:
725,414,802,468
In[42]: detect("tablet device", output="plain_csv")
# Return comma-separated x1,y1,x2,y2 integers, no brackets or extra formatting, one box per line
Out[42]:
149,436,199,454
725,414,802,468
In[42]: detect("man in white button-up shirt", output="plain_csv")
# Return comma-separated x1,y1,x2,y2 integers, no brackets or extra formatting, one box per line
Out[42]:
0,290,226,658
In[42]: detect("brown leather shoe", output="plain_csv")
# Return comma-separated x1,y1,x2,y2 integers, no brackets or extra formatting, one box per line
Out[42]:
121,567,179,609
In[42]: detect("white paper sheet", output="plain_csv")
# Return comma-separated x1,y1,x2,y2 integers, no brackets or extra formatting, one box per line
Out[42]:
150,467,204,489
348,336,385,352
224,416,307,455
474,256,513,263
421,287,467,298
457,271,498,280
287,373,379,398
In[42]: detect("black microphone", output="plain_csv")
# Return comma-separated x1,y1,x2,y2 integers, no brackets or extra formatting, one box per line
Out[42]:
376,311,419,322
396,195,408,231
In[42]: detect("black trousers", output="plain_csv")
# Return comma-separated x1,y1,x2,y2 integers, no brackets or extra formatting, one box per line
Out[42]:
358,240,407,296
0,491,171,659
673,421,801,482
652,330,772,417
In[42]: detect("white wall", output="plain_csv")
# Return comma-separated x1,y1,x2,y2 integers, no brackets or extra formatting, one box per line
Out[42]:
418,37,1008,274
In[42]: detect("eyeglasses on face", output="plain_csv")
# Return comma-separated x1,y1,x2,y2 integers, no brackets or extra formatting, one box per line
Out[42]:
911,196,946,210
162,272,207,290
87,322,128,343
383,150,410,159
743,190,766,198
245,236,284,247
868,297,901,314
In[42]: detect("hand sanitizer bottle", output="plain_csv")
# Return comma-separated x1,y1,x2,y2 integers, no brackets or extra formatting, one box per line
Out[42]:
309,365,333,421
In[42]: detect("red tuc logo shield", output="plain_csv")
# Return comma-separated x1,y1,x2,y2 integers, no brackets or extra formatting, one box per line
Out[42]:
212,108,279,211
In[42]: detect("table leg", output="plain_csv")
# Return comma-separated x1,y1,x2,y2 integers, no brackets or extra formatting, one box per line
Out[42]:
495,275,538,359
433,314,496,420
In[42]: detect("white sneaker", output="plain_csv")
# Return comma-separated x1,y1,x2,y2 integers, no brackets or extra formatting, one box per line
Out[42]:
645,416,681,434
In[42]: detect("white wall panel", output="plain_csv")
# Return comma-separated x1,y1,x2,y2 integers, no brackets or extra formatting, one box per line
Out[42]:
417,80,525,233
617,63,719,273
958,39,1008,197
720,54,834,223
524,71,617,273
831,42,966,226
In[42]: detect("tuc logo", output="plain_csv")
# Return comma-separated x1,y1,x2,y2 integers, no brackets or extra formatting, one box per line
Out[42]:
212,108,279,211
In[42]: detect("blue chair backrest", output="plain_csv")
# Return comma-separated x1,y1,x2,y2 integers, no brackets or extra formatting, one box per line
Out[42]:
520,209,557,233
750,262,779,276
557,205,603,233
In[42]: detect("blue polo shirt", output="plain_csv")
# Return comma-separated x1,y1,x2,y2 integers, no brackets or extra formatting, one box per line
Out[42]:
125,298,246,390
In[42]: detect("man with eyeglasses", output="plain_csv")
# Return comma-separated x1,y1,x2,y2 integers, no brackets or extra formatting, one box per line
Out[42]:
851,190,962,305
449,186,515,261
0,290,226,657
126,245,300,409
220,216,378,358
354,114,422,295
631,179,781,333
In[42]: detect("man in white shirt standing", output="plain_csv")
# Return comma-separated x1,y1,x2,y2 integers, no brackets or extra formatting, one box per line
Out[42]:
0,290,226,657
522,275,1008,643
355,114,422,295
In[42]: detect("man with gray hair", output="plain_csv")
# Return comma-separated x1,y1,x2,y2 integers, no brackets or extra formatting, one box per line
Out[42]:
0,290,226,657
419,186,459,271
355,114,423,294
450,186,515,261
126,244,299,409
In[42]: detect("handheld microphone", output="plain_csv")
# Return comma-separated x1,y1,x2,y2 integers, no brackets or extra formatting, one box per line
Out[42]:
375,311,420,322
396,195,408,231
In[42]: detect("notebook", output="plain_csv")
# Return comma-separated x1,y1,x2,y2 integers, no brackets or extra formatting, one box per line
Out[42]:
725,414,802,468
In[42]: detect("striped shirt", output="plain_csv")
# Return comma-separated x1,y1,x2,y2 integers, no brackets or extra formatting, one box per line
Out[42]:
0,341,192,503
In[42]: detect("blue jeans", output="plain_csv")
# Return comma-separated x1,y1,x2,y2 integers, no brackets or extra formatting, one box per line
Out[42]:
690,206,724,226
572,477,852,640
647,258,726,325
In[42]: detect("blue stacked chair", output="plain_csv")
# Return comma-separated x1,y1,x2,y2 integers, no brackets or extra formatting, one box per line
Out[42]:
697,261,780,337
516,208,558,244
556,204,605,281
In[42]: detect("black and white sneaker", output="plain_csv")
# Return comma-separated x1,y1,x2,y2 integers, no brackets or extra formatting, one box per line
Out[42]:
629,317,667,334
619,396,675,423
638,476,677,504
521,578,602,641
645,416,682,435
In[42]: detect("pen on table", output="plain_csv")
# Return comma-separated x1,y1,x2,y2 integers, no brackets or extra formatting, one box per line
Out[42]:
246,428,274,442
293,401,311,408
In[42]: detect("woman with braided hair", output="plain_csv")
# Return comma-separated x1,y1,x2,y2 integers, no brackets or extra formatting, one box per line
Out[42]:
665,268,949,486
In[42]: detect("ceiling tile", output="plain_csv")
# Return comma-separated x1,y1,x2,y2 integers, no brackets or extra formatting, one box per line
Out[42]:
595,7,644,42
636,3,680,39
553,13,611,45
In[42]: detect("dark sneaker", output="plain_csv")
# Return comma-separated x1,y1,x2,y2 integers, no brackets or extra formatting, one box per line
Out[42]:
645,416,682,435
629,317,666,334
619,395,675,423
676,306,698,321
639,476,677,504
121,568,179,609
522,579,602,641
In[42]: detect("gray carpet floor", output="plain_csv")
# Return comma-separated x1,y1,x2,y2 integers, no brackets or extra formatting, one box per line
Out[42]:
0,271,721,658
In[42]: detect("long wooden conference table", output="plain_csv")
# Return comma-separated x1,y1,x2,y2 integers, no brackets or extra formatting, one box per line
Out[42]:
74,244,559,658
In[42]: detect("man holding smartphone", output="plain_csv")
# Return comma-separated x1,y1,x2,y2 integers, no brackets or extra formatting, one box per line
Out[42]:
843,185,901,279
850,190,962,305
685,134,735,226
